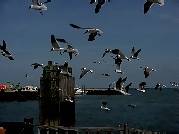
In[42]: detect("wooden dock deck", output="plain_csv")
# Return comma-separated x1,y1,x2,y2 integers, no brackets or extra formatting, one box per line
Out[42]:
37,124,166,134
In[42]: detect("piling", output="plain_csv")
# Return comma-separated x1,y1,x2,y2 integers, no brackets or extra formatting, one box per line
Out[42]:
39,61,75,127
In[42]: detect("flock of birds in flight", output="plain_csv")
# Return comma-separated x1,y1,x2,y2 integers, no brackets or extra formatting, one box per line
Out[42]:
1,0,179,95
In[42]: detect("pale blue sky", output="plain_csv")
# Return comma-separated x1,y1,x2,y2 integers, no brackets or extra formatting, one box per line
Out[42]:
0,0,179,88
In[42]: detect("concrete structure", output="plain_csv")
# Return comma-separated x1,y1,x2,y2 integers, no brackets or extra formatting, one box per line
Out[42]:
39,61,75,127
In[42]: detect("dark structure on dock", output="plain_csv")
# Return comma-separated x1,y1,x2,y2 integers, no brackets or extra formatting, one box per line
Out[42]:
39,61,75,127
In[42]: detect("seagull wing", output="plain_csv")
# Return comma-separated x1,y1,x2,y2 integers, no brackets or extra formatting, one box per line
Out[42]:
56,38,68,44
134,49,141,57
80,70,88,79
51,35,60,49
131,46,135,55
2,40,11,55
69,52,73,60
8,55,14,60
69,24,92,30
144,1,154,14
70,24,83,29
118,50,126,59
95,4,102,13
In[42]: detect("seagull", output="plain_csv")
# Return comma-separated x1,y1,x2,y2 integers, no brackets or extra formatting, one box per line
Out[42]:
79,67,94,79
136,82,146,92
69,24,103,41
0,40,11,55
50,34,68,53
1,51,14,60
93,61,101,64
124,82,132,93
154,83,166,91
63,45,79,60
29,0,51,15
90,0,110,14
144,0,164,14
130,47,141,60
25,74,30,78
0,40,14,60
100,101,110,111
101,73,110,77
140,66,156,78
170,82,179,88
115,77,127,90
31,63,44,69
128,104,136,108
102,49,121,58
114,54,123,73
102,48,130,61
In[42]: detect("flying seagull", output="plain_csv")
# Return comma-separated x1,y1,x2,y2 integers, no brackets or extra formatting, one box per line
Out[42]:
140,66,156,78
0,40,14,60
102,48,121,58
102,48,130,61
90,0,110,14
69,24,103,41
154,83,166,91
136,82,146,92
115,77,127,90
170,82,179,88
114,54,123,73
101,73,110,77
79,67,94,79
31,63,44,69
130,46,141,60
144,0,164,14
124,82,132,93
29,0,51,15
63,44,79,60
50,34,68,53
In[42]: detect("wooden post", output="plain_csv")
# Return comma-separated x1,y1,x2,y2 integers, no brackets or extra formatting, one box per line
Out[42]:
39,61,75,127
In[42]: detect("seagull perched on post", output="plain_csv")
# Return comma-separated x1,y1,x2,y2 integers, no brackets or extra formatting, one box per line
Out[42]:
90,0,110,14
31,63,44,70
63,45,79,60
69,24,103,41
130,47,141,60
79,67,94,79
50,34,68,53
140,66,156,78
0,40,14,60
29,0,51,15
144,0,164,14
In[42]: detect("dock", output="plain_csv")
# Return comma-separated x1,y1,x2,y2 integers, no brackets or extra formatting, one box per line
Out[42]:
37,124,165,134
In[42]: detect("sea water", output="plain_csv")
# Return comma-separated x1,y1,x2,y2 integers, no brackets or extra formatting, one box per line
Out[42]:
0,88,179,134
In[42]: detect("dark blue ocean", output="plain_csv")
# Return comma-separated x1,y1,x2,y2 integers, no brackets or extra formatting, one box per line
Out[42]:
0,88,179,134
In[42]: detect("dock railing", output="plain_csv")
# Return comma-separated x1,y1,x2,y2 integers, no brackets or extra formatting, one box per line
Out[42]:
37,124,165,134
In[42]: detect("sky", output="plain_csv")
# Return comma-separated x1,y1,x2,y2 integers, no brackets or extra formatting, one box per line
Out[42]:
0,0,179,88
